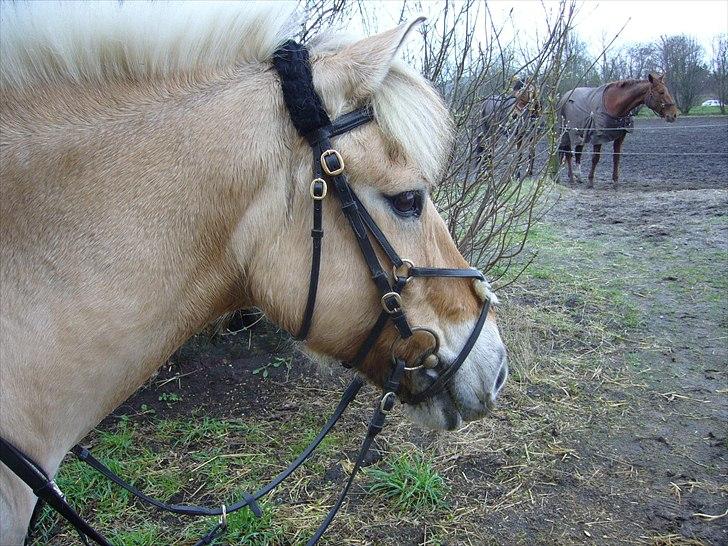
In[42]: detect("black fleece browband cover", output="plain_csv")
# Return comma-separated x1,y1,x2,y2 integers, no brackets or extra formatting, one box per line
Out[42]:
272,40,331,139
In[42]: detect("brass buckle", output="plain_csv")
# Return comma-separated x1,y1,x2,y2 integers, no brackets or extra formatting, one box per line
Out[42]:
381,292,403,314
320,149,344,176
309,178,327,200
393,259,414,284
390,327,440,371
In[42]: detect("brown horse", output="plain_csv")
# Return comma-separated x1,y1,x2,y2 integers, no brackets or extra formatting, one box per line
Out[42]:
558,73,678,187
476,79,541,177
0,2,508,542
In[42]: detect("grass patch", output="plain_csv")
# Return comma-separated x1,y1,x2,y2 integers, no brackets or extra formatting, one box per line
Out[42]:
637,105,726,116
212,499,285,545
367,452,448,512
108,524,165,546
32,406,361,545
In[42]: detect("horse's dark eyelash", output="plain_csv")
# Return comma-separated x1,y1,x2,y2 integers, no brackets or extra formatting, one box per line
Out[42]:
385,190,424,218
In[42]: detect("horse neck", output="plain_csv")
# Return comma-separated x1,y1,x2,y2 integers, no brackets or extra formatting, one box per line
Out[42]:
0,71,289,458
605,80,651,117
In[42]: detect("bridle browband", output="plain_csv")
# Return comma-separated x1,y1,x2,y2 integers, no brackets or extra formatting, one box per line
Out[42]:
1,40,492,545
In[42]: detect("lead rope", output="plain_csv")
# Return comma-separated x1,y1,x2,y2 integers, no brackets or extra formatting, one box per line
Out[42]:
57,359,402,546
306,358,405,546
3,377,365,546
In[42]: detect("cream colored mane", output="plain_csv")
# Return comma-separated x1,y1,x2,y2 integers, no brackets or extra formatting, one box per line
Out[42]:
0,1,298,89
0,0,450,188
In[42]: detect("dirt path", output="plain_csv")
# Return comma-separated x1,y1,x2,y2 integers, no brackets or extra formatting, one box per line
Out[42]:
524,184,728,545
553,115,728,190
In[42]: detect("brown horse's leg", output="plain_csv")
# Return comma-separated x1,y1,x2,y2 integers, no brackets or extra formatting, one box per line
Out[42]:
574,145,584,182
588,144,601,188
527,143,535,177
563,150,575,183
612,136,625,187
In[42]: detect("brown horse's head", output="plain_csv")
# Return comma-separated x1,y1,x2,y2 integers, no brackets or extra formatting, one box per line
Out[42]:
248,23,508,430
514,80,540,119
646,73,678,122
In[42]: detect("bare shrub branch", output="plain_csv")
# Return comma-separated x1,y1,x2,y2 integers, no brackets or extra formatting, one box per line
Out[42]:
298,1,582,287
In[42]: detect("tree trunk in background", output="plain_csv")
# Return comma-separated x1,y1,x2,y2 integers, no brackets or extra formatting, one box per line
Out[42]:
658,34,707,114
712,35,728,115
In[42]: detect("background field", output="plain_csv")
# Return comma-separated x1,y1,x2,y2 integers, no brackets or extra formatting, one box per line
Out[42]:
34,116,727,545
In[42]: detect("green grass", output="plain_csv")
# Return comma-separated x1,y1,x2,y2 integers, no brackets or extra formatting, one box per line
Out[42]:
367,452,448,512
638,104,726,116
108,524,165,546
30,412,323,545
512,216,645,337
212,499,285,545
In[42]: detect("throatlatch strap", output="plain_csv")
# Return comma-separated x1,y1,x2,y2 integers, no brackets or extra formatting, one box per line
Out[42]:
296,106,376,341
296,145,327,340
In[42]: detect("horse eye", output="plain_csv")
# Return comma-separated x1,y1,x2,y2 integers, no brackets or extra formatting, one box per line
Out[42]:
388,191,422,217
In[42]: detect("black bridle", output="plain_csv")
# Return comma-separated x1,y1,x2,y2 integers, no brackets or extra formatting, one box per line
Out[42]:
1,41,491,545
644,85,676,117
275,41,490,403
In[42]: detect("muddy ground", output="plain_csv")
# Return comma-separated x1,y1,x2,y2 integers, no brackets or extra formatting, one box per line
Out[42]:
553,115,727,191
38,116,727,545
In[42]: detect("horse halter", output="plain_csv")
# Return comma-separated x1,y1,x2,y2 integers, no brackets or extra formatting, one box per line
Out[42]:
644,85,675,116
273,41,491,405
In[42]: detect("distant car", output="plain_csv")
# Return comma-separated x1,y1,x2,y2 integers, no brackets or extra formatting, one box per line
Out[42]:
701,99,722,107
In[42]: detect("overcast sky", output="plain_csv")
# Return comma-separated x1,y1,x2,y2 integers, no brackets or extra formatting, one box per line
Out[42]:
369,1,728,59
496,0,728,56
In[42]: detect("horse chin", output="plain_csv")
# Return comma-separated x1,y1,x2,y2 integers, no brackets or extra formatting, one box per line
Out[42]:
403,394,464,431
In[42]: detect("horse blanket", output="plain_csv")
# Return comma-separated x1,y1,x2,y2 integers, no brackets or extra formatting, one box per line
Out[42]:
481,95,520,136
558,83,636,148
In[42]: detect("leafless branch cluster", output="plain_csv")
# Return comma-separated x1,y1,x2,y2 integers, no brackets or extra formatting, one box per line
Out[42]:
414,1,577,285
299,0,580,285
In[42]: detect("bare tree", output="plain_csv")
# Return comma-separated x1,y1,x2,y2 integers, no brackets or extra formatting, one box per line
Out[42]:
406,0,577,284
297,0,352,42
295,0,579,285
658,34,708,114
624,42,660,80
557,30,599,93
711,34,728,114
597,36,630,83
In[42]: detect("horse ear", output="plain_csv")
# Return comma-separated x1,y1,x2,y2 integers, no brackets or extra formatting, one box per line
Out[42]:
648,73,655,84
313,18,424,103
